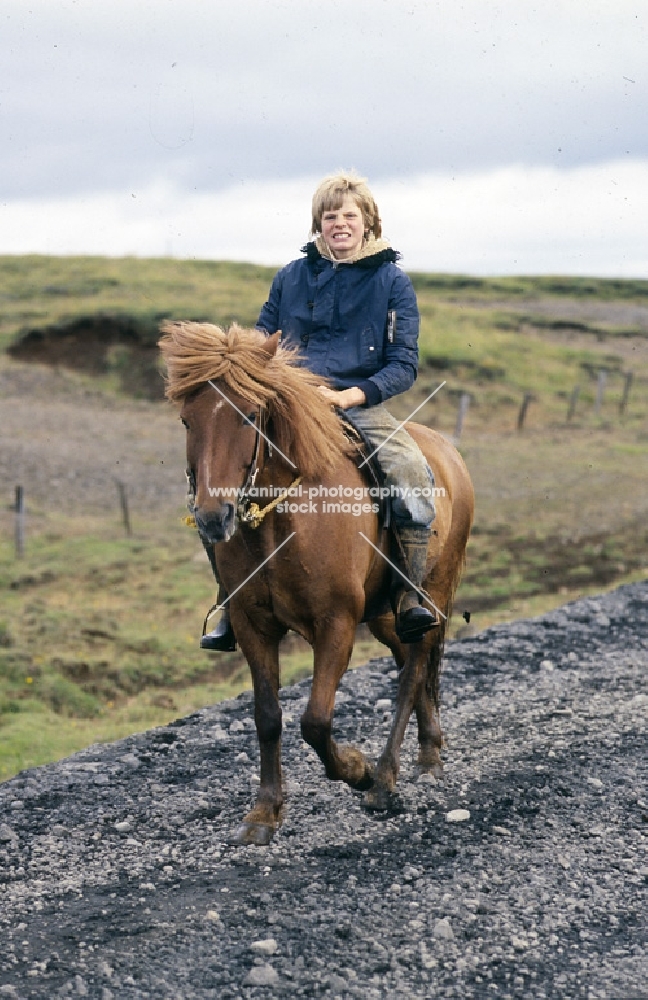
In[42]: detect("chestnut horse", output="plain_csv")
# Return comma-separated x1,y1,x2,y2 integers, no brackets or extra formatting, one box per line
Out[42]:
159,322,474,845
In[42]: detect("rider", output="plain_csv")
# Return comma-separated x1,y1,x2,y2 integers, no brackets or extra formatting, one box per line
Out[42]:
201,171,437,650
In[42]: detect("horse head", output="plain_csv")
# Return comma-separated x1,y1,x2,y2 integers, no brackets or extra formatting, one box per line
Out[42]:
160,322,351,546
179,332,281,544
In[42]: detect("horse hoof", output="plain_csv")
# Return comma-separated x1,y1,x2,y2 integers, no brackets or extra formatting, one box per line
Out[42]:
418,762,444,781
231,822,275,846
350,761,375,792
355,770,374,792
362,784,403,814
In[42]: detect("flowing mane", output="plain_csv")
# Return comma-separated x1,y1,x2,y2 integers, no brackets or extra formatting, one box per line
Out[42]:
158,321,354,479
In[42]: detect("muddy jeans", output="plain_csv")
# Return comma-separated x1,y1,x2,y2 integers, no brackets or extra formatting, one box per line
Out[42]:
343,404,436,530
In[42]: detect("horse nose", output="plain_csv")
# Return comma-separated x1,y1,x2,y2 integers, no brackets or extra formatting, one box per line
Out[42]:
194,503,236,543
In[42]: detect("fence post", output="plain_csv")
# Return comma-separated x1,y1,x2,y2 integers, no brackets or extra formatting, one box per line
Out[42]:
594,370,607,415
517,392,533,431
15,485,25,558
619,371,633,416
566,385,580,423
453,392,471,443
115,480,132,537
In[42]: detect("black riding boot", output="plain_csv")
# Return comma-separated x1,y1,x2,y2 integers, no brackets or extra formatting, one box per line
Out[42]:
392,530,439,643
200,587,237,652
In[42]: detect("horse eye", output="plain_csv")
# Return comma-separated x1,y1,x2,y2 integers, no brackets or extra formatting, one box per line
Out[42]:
245,411,256,424
181,417,190,430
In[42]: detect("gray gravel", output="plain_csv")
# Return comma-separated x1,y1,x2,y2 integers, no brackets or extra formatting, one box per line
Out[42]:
0,582,646,999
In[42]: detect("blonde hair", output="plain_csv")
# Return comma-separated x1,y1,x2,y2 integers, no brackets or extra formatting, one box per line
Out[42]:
310,172,382,239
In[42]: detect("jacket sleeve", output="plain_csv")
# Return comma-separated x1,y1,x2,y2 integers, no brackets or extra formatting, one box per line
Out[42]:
256,269,284,333
358,270,419,405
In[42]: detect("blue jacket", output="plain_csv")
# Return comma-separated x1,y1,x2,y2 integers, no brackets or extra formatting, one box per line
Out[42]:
256,242,419,406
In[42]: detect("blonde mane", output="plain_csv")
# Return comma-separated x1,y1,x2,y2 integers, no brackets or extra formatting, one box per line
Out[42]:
158,321,354,479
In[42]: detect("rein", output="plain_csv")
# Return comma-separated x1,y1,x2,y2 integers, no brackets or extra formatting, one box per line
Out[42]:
238,476,303,529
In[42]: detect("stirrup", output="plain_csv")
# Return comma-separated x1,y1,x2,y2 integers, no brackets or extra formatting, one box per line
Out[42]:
200,600,237,651
394,591,439,644
200,619,237,651
200,585,237,652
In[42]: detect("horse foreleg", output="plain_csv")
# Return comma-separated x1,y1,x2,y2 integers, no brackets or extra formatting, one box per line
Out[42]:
301,618,374,791
231,631,284,846
364,640,428,810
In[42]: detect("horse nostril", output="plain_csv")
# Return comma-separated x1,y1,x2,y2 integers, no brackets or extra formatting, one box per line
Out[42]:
194,504,235,543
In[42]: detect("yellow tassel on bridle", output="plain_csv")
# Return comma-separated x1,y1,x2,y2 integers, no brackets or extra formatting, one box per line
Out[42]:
238,476,302,529
181,476,302,532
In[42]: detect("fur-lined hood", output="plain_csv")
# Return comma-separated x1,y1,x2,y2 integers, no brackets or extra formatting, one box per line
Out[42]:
302,237,401,269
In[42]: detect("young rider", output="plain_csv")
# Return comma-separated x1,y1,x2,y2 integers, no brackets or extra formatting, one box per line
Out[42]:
201,171,437,650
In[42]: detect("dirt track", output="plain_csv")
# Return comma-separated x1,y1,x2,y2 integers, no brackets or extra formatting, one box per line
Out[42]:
4,356,648,536
4,354,647,628
0,581,646,999
0,361,186,519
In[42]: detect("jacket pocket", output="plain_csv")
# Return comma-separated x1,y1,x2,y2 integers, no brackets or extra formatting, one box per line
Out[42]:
359,325,381,372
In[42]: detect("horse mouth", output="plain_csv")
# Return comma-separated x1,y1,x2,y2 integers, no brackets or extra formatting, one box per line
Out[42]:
194,504,236,545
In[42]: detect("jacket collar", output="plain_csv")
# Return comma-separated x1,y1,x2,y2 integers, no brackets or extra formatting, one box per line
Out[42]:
302,238,400,269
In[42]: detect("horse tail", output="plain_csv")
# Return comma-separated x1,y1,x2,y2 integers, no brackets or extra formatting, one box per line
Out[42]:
427,448,475,711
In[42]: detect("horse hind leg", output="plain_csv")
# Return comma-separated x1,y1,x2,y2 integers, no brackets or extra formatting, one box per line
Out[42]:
414,629,445,778
367,611,442,774
363,638,429,811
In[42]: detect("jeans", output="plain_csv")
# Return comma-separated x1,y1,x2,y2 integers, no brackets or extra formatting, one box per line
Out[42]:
344,404,436,530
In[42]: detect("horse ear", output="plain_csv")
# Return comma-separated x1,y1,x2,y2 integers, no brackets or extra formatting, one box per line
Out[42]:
262,331,281,357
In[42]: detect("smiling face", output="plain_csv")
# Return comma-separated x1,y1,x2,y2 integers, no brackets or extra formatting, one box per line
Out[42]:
319,193,366,260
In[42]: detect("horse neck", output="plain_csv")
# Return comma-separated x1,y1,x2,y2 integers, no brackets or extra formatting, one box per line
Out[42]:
258,438,298,490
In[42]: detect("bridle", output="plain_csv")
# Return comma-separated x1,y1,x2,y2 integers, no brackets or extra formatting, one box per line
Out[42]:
235,406,301,530
185,393,302,535
237,405,265,499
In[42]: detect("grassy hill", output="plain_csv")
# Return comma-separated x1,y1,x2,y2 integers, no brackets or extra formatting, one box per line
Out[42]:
3,255,647,424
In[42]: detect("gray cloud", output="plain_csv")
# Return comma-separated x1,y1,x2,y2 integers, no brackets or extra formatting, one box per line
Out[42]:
1,0,646,201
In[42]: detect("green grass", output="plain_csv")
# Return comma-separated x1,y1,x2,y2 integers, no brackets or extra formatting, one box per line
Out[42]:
0,256,278,353
412,300,646,431
0,680,251,782
0,514,389,780
408,272,648,300
2,257,647,426
2,255,647,446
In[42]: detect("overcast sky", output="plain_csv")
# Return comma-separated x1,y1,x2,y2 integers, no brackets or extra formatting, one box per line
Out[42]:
1,0,646,275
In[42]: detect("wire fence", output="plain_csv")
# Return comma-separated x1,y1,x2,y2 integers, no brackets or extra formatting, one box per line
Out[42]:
2,363,646,558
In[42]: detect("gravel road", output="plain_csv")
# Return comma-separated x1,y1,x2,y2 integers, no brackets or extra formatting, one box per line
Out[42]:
0,582,646,1000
